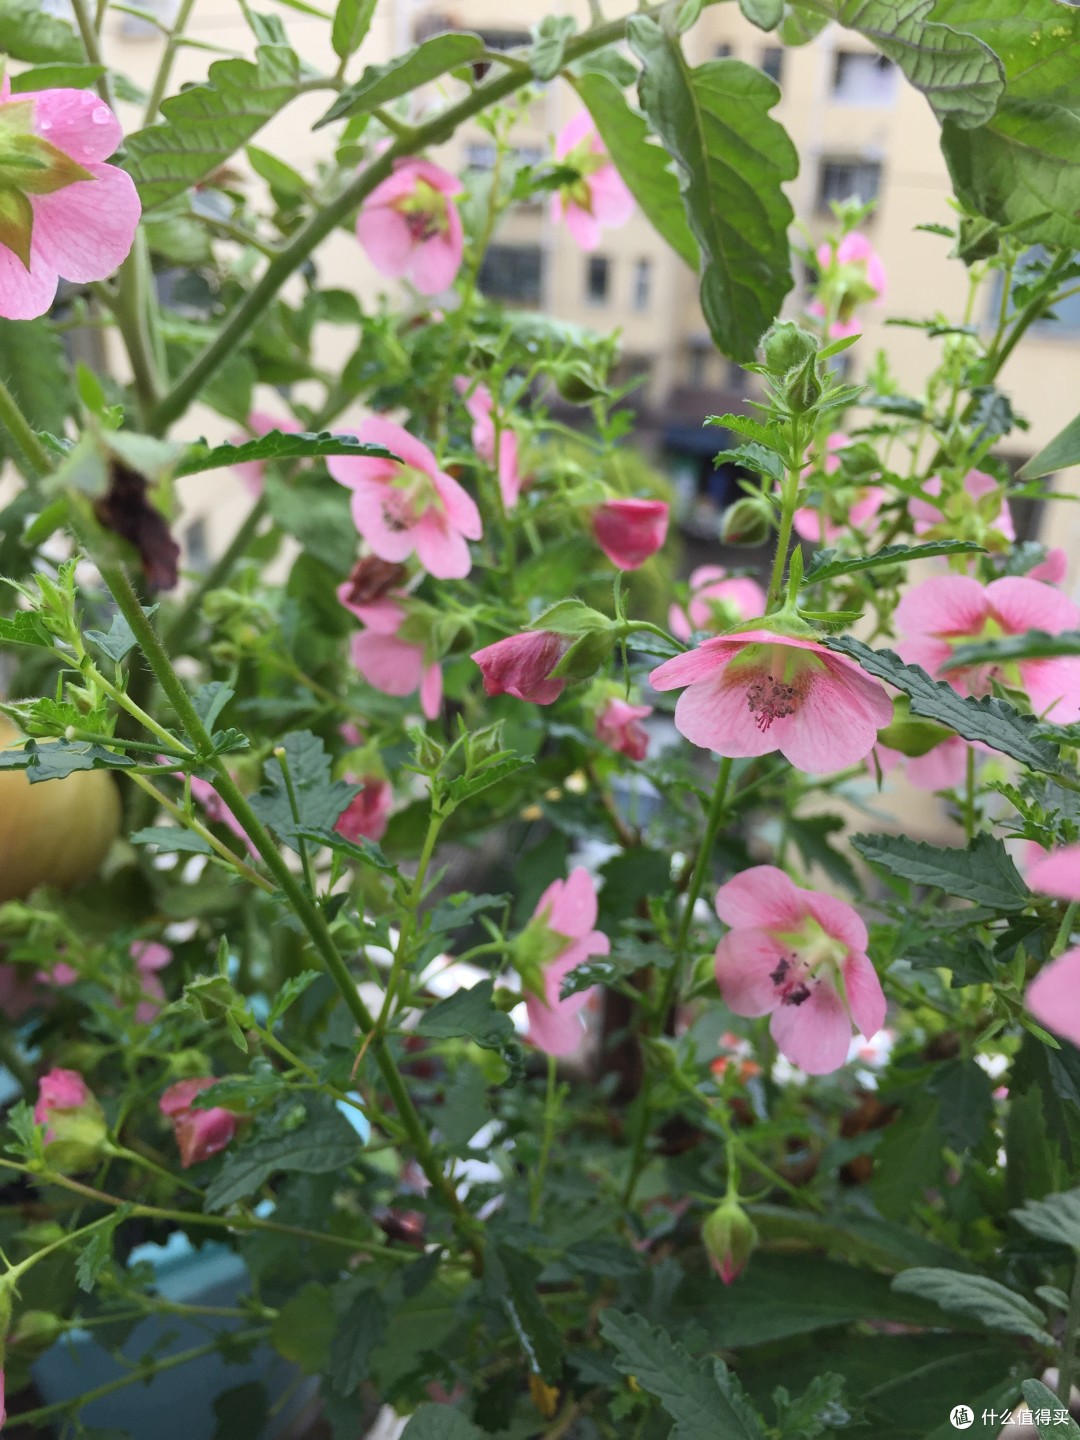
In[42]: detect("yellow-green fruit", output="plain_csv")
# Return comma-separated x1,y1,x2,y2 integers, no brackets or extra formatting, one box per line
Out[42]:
0,718,121,903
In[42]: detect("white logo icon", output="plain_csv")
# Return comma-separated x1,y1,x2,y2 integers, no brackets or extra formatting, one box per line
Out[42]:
950,1406,975,1430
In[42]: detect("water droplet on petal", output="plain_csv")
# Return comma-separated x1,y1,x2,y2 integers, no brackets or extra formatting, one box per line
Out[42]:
39,119,52,132
92,107,111,125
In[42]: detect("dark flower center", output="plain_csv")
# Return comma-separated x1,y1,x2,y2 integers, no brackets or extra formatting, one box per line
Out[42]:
746,676,799,732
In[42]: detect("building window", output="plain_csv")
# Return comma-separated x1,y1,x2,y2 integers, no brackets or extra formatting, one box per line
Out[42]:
476,27,530,51
832,52,898,105
465,142,498,172
632,258,651,311
477,244,543,304
715,42,733,58
687,344,711,389
761,46,783,83
185,518,209,574
586,255,610,306
817,158,882,212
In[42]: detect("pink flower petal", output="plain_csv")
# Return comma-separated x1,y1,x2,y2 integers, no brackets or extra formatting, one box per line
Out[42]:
770,982,852,1075
894,575,989,639
672,669,780,758
30,87,123,162
842,952,887,1040
565,203,602,252
351,631,425,697
714,929,787,1017
905,737,971,791
31,163,141,283
0,242,58,320
420,661,443,720
1026,948,1080,1049
715,864,804,931
545,867,599,940
1017,657,1080,723
433,470,482,540
803,890,868,954
356,205,414,278
1028,844,1080,902
987,576,1080,635
414,512,472,579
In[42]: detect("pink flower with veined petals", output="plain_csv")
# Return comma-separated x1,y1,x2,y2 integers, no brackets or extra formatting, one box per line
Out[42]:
909,469,1015,547
551,110,634,252
357,157,464,295
472,632,570,705
0,85,141,320
873,736,972,792
1025,846,1080,1047
130,941,172,1024
649,630,893,773
230,411,304,497
521,868,609,1056
455,379,526,509
895,575,1080,722
34,1067,89,1136
792,433,886,545
343,593,443,721
595,697,652,761
1029,548,1068,585
592,498,669,570
336,775,392,844
159,1077,239,1169
713,866,886,1075
669,566,765,641
329,418,482,580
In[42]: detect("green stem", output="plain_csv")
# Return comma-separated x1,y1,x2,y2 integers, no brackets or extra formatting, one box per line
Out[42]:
378,809,444,1029
70,0,114,107
983,250,1074,385
1058,1256,1080,1406
531,1054,559,1224
110,1143,204,1199
5,1213,115,1286
767,416,804,610
127,772,274,893
0,377,53,480
963,743,977,843
1053,903,1078,959
143,0,197,123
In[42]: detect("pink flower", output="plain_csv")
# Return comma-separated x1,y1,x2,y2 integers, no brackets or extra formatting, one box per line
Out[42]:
356,157,464,295
336,776,392,844
909,469,1015,546
36,960,79,988
130,941,172,1024
343,594,443,721
808,232,886,339
873,736,971,792
0,85,141,321
792,433,885,545
551,110,634,251
669,566,765,641
472,632,570,705
188,773,258,857
592,498,669,570
894,575,1080,722
34,1067,89,1137
713,866,886,1075
456,380,525,510
1027,845,1080,902
329,417,482,580
159,1077,239,1169
595,697,652,761
521,868,609,1056
819,232,887,299
649,630,893,773
230,411,303,497
1025,847,1080,1047
1029,548,1068,585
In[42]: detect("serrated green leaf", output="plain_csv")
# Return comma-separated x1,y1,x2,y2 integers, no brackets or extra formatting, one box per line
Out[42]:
329,1285,387,1393
316,32,484,128
266,970,322,1027
599,1309,767,1440
77,1209,129,1292
928,1059,995,1152
205,1102,362,1210
573,72,698,271
130,826,214,855
416,980,520,1064
0,737,135,781
937,0,1080,247
485,1245,563,1384
1013,1187,1080,1252
174,431,393,478
248,731,358,852
1020,408,1080,480
628,20,797,360
0,318,73,469
0,0,82,62
86,606,158,663
827,0,1004,128
272,1282,335,1373
531,15,576,81
444,755,532,807
124,45,304,209
891,1268,1054,1345
824,636,1067,774
331,0,377,60
400,1407,484,1440
1023,1379,1080,1437
804,540,985,585
295,826,397,872
0,612,53,649
943,629,1080,670
852,832,1030,909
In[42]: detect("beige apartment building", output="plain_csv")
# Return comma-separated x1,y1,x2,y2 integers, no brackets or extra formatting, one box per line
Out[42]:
47,0,1080,581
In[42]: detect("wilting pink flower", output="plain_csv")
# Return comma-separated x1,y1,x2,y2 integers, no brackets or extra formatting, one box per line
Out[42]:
0,84,141,321
808,232,887,339
130,941,172,1024
909,469,1015,547
551,110,634,251
1030,548,1067,585
336,776,392,844
34,1067,89,1136
230,411,303,496
1025,846,1080,1047
356,157,463,295
456,379,526,509
344,594,443,720
895,575,1080,722
873,736,971,792
160,1077,239,1169
329,418,482,580
592,498,669,570
521,868,609,1056
595,697,652,760
472,631,569,705
669,567,766,641
713,866,886,1074
183,772,258,858
792,433,885,545
650,630,892,773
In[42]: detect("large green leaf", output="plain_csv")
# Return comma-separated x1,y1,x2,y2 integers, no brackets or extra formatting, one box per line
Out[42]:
1023,1379,1080,1439
599,1310,767,1440
943,630,1080,669
851,832,1030,910
827,0,1004,128
825,637,1067,774
804,540,984,585
573,71,699,271
1013,1187,1080,1252
400,1408,484,1440
124,45,304,210
627,17,797,360
0,0,82,62
205,1102,363,1211
891,1268,1054,1346
1019,409,1080,480
176,430,391,477
247,730,358,852
936,0,1080,246
316,32,484,128
0,319,72,468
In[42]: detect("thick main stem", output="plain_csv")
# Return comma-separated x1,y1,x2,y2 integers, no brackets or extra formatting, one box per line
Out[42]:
0,377,52,480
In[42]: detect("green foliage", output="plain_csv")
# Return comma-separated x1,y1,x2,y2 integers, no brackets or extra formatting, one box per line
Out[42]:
248,731,358,852
891,1268,1055,1345
0,0,82,62
1023,1380,1080,1438
1013,1187,1080,1252
400,1409,484,1439
317,33,485,128
1020,408,1080,480
0,319,72,469
416,980,521,1067
205,1100,363,1210
174,432,393,478
804,540,985,584
331,0,377,60
851,833,1030,910
628,18,798,360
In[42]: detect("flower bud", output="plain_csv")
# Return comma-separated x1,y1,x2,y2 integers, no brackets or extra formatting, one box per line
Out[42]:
159,1077,240,1169
784,352,823,413
702,1198,757,1284
592,498,670,571
721,494,773,547
762,320,817,376
554,361,606,404
34,1067,108,1174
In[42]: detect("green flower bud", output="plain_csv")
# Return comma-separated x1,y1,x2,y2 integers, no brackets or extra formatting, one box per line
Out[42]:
762,320,817,376
785,352,823,414
721,494,773,547
702,1198,757,1284
554,362,607,405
